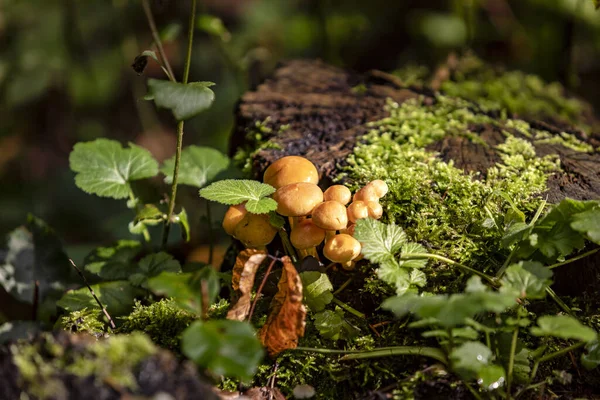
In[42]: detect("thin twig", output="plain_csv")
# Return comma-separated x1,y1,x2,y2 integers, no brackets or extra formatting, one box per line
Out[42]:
248,256,278,321
32,280,39,321
162,0,197,247
69,259,116,329
141,0,176,82
548,248,599,270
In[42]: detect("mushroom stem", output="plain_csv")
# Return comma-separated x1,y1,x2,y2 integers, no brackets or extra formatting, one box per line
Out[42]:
278,229,298,262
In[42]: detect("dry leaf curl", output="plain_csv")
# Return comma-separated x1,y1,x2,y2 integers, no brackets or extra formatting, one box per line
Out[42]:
226,249,267,321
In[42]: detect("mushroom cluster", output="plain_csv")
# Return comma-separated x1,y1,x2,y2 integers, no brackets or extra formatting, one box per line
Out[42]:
221,156,387,269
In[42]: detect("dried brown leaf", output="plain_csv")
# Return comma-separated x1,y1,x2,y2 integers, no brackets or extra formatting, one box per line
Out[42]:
226,249,267,321
258,256,306,357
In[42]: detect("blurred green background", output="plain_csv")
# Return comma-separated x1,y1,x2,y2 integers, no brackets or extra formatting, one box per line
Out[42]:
1,0,600,259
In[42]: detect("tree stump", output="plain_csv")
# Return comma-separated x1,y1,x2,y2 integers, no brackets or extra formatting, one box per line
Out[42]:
230,59,600,295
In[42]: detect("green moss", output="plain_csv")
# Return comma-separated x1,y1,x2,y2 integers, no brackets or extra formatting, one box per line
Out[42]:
343,95,560,276
232,117,283,176
59,308,105,336
439,55,587,128
533,130,595,153
118,299,196,351
12,332,156,398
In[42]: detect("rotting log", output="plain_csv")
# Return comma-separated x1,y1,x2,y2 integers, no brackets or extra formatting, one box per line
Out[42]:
230,59,600,295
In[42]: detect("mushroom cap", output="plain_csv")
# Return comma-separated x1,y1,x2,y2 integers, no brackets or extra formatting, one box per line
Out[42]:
222,203,248,236
323,234,362,263
366,201,383,219
347,201,369,223
273,182,324,217
233,213,277,248
263,156,319,189
353,186,380,203
369,180,389,198
290,219,326,249
311,201,348,230
323,185,352,205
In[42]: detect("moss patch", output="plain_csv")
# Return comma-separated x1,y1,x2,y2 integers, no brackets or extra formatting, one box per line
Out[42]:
118,299,197,352
11,332,156,399
343,96,560,278
58,308,106,336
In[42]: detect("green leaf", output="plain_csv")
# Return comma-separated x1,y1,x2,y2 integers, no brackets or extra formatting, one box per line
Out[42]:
84,240,142,281
57,280,140,316
354,218,407,266
147,267,220,315
399,242,428,268
129,252,181,288
530,315,597,342
197,15,231,41
450,341,492,378
408,269,427,288
268,212,286,229
69,139,159,199
134,204,165,224
0,216,78,308
182,320,263,380
477,365,506,390
147,79,215,121
161,146,230,188
199,179,277,214
571,205,600,244
383,278,517,328
313,309,345,340
582,339,600,370
300,271,333,312
0,321,42,344
500,262,552,299
501,222,530,249
377,264,410,295
175,207,191,242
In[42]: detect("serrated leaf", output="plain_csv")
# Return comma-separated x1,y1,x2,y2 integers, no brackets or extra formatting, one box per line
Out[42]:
450,341,492,378
377,263,410,295
147,79,215,121
84,240,142,281
383,279,517,328
57,280,140,316
161,145,230,188
582,339,600,370
300,271,334,312
500,262,552,300
258,256,306,356
399,242,428,268
571,205,600,244
313,309,344,340
530,315,597,342
69,139,159,199
182,320,263,380
199,179,277,214
129,252,181,288
227,249,267,321
408,269,427,288
354,218,407,266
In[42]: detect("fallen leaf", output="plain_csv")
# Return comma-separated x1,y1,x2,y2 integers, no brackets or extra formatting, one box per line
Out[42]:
258,256,306,357
226,249,267,321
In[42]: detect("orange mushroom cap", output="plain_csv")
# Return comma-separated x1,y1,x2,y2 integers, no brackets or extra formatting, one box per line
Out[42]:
263,156,319,189
290,219,326,249
222,203,248,236
323,234,362,263
272,182,324,217
311,201,348,231
233,213,277,248
323,185,352,205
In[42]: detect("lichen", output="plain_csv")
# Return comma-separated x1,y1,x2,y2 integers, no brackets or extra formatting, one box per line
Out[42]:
118,299,197,352
11,332,156,399
343,95,560,275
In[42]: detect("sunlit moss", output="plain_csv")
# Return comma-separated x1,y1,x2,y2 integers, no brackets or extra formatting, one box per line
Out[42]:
118,299,196,351
343,96,560,274
233,117,283,176
58,308,105,336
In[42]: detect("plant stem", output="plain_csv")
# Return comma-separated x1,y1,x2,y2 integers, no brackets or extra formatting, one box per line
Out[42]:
506,327,519,399
463,382,484,400
206,201,214,265
400,253,497,286
292,346,448,365
548,248,599,270
69,259,116,329
141,0,176,82
545,286,574,316
248,256,277,322
529,342,584,383
161,0,197,248
332,277,353,296
332,297,365,319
